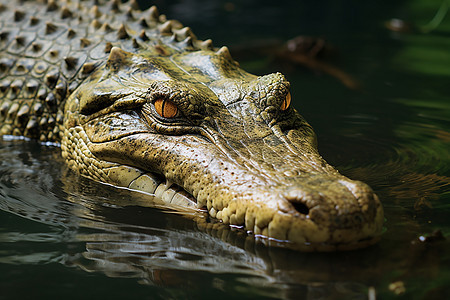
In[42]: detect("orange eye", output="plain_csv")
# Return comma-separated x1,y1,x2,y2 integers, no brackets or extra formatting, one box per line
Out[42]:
154,98,179,118
281,92,291,111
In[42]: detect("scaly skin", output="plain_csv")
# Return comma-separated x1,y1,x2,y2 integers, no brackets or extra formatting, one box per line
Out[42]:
0,0,383,251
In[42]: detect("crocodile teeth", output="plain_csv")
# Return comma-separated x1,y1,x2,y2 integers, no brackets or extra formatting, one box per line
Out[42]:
32,103,43,115
17,105,30,121
7,103,19,117
25,118,38,131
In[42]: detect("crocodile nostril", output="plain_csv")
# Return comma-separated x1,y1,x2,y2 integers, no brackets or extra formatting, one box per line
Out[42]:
292,201,310,215
283,188,317,215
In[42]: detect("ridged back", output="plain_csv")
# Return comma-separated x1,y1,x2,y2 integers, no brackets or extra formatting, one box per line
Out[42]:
0,0,215,142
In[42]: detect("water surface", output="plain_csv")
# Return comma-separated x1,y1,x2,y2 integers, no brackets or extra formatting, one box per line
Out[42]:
1,0,449,299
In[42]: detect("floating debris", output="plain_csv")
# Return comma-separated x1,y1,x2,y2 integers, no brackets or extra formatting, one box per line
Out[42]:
389,281,406,295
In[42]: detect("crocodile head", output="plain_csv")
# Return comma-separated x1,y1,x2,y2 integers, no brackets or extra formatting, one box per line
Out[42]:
61,45,383,251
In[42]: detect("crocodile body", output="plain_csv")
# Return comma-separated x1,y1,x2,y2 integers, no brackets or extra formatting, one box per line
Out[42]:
0,0,383,251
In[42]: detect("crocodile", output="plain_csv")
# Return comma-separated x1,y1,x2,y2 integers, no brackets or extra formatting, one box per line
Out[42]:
0,0,384,251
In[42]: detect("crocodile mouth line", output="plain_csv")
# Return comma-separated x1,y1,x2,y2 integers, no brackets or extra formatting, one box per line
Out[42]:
103,162,383,252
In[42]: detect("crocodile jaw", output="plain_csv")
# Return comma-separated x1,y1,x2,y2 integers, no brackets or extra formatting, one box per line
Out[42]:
62,123,384,251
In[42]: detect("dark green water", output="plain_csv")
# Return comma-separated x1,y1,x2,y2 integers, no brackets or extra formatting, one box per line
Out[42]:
1,1,449,299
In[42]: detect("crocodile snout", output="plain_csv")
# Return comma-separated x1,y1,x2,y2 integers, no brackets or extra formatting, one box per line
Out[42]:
281,177,379,230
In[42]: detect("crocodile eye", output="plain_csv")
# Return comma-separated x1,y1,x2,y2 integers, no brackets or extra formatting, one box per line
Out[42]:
154,98,179,118
280,92,291,111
